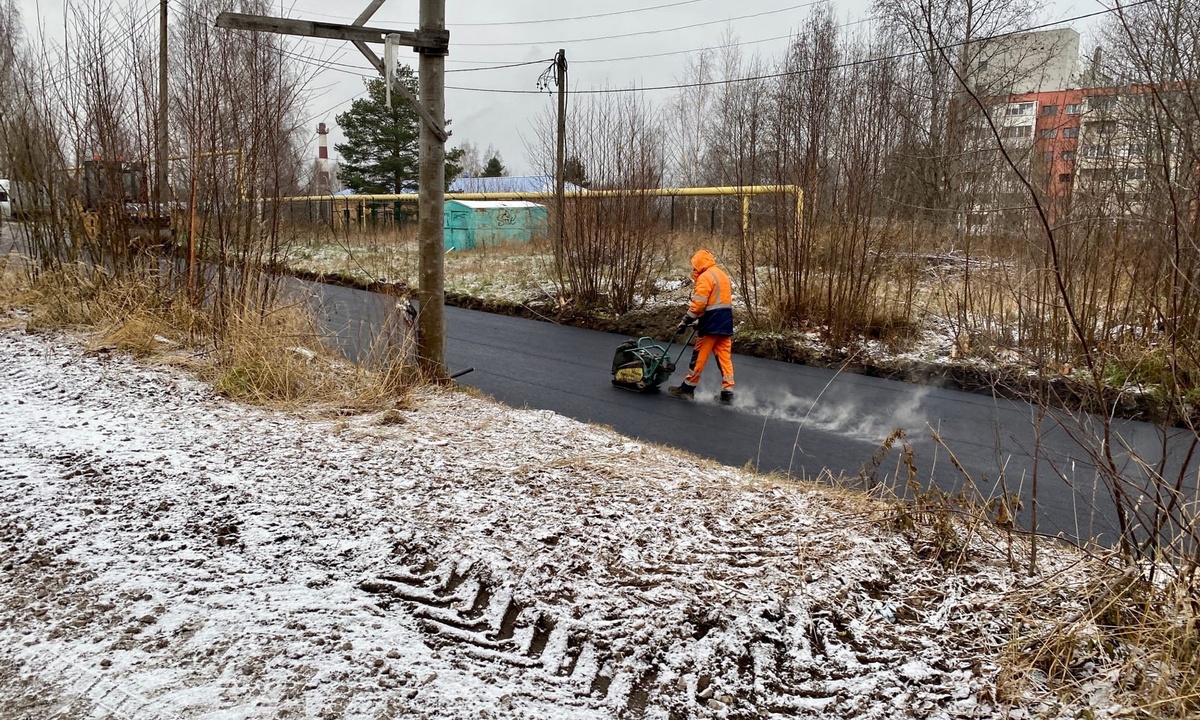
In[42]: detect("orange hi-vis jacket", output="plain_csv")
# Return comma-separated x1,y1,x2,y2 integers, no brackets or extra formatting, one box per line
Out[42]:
685,249,734,336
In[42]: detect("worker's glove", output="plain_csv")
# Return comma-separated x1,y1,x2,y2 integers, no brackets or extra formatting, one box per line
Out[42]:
677,316,697,334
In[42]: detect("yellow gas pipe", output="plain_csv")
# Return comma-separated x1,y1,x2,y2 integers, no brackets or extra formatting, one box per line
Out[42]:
275,184,804,235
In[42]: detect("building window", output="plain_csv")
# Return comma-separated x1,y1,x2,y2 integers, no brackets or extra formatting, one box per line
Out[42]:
1089,97,1116,113
1092,120,1118,135
1042,105,1058,116
977,60,989,71
1042,151,1055,164
1127,142,1146,157
1066,103,1082,115
1062,127,1079,138
1061,151,1076,162
1081,168,1116,183
1059,173,1073,183
1001,125,1033,138
1006,102,1035,116
1126,167,1146,180
1040,128,1058,139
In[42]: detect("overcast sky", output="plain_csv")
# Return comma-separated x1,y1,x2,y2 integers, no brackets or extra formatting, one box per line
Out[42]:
18,0,1109,175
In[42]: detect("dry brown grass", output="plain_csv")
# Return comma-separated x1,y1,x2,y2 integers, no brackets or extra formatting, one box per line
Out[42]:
207,302,414,409
278,219,1196,410
999,566,1200,718
0,263,415,411
285,227,560,301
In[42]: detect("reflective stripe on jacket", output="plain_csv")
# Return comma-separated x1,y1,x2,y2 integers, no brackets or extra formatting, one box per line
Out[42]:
686,249,734,337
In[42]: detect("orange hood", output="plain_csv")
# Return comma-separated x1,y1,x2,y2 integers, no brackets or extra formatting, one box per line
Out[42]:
690,249,716,279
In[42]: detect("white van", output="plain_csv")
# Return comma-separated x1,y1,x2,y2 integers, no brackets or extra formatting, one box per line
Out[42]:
0,179,10,220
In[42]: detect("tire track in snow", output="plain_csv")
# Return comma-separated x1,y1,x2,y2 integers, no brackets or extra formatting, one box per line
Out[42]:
357,536,941,718
1,330,607,719
15,653,182,720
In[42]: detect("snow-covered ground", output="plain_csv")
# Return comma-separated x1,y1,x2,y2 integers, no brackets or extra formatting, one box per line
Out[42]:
0,322,1120,719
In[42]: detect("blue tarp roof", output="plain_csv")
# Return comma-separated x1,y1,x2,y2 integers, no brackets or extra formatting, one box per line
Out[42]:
332,176,580,196
448,175,585,194
334,181,418,195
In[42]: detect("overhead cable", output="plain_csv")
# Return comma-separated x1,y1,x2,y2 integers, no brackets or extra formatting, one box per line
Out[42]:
444,3,1155,94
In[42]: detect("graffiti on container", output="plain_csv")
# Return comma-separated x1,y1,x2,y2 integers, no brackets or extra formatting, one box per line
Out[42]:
495,209,516,226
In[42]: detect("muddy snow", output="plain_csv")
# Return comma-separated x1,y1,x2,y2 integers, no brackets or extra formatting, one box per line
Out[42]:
0,323,1116,719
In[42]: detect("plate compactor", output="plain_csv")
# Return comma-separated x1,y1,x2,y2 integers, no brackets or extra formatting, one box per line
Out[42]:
610,328,695,393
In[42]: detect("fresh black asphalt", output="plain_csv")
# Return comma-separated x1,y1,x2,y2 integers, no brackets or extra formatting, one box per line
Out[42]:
303,279,1199,546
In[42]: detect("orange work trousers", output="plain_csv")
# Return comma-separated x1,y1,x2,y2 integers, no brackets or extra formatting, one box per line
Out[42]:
686,335,735,389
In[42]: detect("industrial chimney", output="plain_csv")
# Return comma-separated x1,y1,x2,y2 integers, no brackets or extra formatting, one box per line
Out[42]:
316,122,331,193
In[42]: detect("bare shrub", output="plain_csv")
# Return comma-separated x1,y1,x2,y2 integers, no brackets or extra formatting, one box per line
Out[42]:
541,92,672,313
1,0,417,405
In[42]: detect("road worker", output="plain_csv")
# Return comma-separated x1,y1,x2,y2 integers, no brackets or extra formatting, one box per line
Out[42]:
669,249,735,404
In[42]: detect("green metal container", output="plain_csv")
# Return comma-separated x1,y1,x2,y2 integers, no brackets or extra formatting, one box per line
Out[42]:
443,200,548,251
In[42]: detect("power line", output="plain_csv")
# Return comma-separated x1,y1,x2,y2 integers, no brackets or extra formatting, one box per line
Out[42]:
444,3,1153,94
449,0,721,26
570,34,793,66
279,48,381,78
453,2,826,47
297,87,369,127
446,58,555,73
202,2,819,66
175,1,355,77
170,2,369,136
442,15,874,66
271,0,734,28
446,56,578,65
277,46,551,77
40,7,160,85
559,16,873,66
444,32,794,67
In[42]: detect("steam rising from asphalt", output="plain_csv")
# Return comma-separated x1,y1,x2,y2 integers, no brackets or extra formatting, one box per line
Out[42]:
696,382,935,446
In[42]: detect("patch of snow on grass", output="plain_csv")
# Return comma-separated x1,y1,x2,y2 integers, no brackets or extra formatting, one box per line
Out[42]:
0,325,1119,719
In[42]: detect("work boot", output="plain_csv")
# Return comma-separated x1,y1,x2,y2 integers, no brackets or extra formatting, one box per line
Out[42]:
668,383,696,399
718,390,734,405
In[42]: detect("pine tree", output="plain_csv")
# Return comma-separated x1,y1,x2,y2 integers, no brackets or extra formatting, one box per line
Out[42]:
482,155,505,177
334,69,463,193
563,155,590,188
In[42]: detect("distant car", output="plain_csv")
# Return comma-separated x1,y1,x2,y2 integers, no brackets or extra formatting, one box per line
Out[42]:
0,179,10,220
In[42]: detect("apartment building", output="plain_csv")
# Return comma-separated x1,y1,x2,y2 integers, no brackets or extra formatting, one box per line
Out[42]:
959,28,1175,224
989,86,1171,221
968,27,1080,96
997,89,1085,217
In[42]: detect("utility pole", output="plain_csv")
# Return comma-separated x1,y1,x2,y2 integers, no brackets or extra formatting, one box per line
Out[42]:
215,2,450,376
554,49,567,278
416,0,447,378
157,0,169,218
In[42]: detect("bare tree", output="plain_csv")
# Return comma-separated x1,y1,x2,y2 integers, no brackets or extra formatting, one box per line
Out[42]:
3,0,311,338
456,139,483,177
